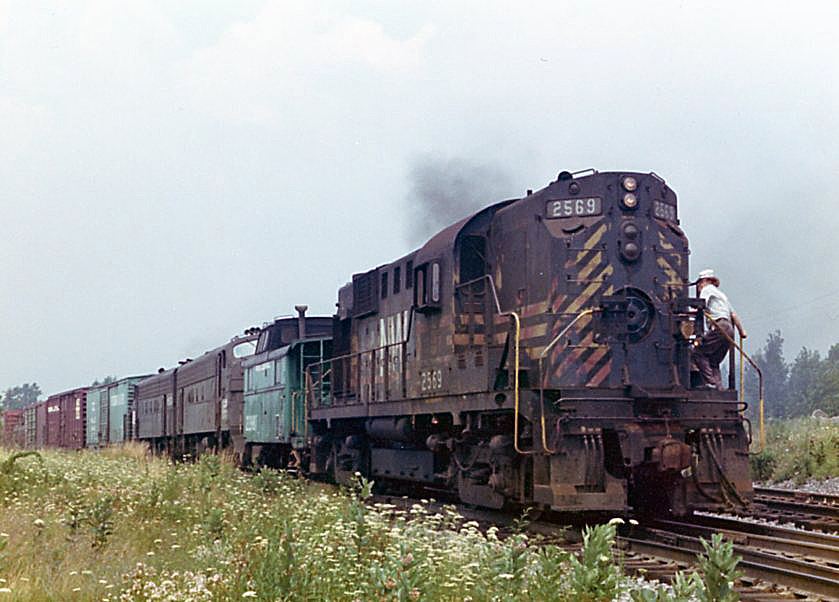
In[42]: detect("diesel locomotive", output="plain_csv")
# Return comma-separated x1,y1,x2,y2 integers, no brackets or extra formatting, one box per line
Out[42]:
306,169,753,516
3,168,754,517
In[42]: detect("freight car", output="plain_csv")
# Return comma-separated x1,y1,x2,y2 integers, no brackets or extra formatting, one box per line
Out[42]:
86,376,151,448
307,169,753,516
1,410,25,448
42,388,88,449
135,332,258,459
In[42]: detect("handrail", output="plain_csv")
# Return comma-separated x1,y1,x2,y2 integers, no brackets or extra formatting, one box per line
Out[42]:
703,312,764,452
304,366,332,414
739,332,745,403
536,308,599,454
455,274,504,315
455,276,531,455
507,311,525,454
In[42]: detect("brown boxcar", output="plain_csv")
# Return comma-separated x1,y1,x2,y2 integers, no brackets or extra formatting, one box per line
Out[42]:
44,388,88,449
2,410,24,447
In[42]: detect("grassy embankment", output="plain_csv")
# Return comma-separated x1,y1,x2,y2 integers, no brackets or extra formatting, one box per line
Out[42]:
750,417,839,483
0,445,739,601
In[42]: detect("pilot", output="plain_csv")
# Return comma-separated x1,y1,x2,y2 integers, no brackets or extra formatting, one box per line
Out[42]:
693,269,747,389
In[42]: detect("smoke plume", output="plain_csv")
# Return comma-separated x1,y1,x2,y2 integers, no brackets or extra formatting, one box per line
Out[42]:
406,156,513,244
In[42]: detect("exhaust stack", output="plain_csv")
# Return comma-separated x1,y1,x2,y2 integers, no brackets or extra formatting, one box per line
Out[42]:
295,305,308,339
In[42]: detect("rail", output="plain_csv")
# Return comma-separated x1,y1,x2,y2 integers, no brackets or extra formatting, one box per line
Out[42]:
704,311,765,452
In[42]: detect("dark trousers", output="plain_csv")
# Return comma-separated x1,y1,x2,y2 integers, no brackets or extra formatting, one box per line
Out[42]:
694,318,734,389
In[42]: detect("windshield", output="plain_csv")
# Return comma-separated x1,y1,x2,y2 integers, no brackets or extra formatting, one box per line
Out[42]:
233,340,257,359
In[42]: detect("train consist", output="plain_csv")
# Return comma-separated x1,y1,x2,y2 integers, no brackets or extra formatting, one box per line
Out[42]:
1,170,754,516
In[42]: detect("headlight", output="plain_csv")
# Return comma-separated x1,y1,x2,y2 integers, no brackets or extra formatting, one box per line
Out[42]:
622,222,639,239
622,193,638,209
622,176,638,192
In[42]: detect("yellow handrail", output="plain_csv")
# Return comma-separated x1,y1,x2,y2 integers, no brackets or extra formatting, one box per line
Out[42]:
704,312,764,452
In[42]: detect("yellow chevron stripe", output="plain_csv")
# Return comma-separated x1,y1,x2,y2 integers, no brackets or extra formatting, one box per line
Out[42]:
658,230,674,251
657,256,680,286
577,251,603,281
583,223,608,252
565,265,614,315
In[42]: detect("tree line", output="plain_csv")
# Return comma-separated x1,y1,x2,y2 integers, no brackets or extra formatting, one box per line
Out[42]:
744,330,839,418
0,377,116,411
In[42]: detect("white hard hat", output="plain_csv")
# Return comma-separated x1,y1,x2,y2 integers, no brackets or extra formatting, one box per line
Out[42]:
695,268,720,284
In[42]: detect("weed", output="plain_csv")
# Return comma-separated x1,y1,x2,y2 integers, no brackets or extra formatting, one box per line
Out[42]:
695,533,742,602
252,467,281,495
87,494,114,548
567,521,623,601
0,450,42,475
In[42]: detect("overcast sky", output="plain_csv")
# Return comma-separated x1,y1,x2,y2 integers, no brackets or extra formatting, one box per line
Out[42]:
2,0,837,395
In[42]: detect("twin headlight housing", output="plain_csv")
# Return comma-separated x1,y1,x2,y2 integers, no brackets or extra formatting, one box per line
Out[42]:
621,176,638,209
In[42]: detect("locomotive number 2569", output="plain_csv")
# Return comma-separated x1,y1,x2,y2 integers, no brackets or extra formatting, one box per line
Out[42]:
546,197,602,219
419,369,443,393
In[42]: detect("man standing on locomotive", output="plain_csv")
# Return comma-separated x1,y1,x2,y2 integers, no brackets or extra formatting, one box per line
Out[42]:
693,269,748,389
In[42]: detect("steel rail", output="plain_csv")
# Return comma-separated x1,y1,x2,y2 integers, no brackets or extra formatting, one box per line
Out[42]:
619,532,839,600
754,485,839,508
691,512,839,551
651,518,839,563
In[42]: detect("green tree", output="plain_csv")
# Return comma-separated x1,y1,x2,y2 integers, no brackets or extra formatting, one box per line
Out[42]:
746,331,788,417
815,344,839,415
787,347,824,415
91,376,117,386
0,383,43,410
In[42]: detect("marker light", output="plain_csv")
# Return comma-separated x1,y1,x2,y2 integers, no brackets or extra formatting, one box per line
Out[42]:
622,176,638,191
621,241,641,261
622,193,638,209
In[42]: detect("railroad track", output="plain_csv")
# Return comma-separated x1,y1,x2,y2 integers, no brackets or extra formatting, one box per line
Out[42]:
623,515,839,600
370,492,839,600
624,488,839,600
750,486,839,532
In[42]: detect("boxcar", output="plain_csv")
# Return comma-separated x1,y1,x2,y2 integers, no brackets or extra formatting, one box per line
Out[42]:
107,376,150,444
85,385,109,448
86,376,150,448
1,410,25,448
44,388,88,449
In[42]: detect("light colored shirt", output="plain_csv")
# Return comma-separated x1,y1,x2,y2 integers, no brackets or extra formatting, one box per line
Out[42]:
700,283,735,322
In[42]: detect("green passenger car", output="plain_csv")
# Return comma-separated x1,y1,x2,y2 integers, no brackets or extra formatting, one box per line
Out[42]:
241,310,332,468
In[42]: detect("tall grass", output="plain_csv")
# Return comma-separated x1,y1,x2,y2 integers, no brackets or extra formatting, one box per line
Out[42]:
750,417,839,482
0,447,739,601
